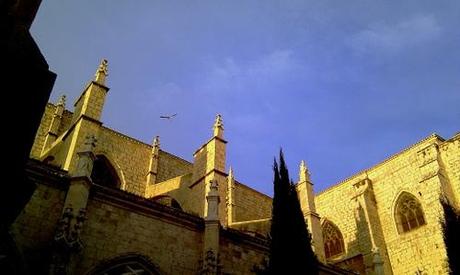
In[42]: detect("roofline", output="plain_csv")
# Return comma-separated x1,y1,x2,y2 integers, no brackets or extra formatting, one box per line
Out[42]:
100,127,193,165
235,180,273,200
317,133,445,196
46,102,193,166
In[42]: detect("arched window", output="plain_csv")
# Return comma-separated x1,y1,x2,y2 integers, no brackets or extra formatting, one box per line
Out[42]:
90,155,121,188
395,192,426,233
86,253,161,275
322,220,345,259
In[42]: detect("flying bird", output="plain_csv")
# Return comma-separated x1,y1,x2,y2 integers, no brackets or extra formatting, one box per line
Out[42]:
160,113,177,119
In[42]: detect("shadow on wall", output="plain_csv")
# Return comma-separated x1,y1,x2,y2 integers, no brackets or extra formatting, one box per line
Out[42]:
326,204,369,274
350,202,372,274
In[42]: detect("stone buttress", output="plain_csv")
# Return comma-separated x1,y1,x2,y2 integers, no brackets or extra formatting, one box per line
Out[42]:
296,160,326,262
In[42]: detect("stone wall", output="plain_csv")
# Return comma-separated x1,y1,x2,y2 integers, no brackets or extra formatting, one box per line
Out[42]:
156,150,193,183
96,127,151,195
316,179,361,262
75,187,204,275
234,182,272,222
10,166,67,274
219,229,269,275
30,103,54,158
30,103,74,159
145,174,198,215
316,134,457,274
59,109,73,136
30,102,194,198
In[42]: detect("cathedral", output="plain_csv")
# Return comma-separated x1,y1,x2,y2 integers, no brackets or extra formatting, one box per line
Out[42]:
8,59,459,274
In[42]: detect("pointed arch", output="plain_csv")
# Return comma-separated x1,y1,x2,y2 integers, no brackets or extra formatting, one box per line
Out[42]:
93,151,127,189
321,219,345,259
85,253,162,275
91,154,122,189
394,191,426,233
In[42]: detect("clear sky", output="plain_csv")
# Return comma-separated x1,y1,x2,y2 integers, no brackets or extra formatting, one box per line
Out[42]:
31,1,459,196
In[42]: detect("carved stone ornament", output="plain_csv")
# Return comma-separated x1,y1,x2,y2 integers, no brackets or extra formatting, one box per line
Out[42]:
57,94,66,107
152,135,160,148
95,59,108,77
54,207,87,252
214,114,223,129
200,249,221,275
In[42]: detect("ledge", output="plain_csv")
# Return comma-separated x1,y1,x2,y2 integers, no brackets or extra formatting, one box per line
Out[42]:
90,184,204,230
221,226,269,251
26,158,70,189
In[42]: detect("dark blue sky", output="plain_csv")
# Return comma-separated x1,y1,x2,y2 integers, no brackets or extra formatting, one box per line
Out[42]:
32,1,459,196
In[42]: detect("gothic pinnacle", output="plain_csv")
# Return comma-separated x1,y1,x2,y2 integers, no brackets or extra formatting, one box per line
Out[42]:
94,59,108,84
299,160,311,183
228,166,234,180
57,94,66,107
153,135,160,148
213,114,224,138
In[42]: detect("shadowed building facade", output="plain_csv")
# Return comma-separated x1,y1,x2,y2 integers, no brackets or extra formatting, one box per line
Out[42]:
9,60,460,274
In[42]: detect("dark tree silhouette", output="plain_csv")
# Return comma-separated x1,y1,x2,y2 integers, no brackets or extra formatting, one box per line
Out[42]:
441,198,460,275
267,150,318,274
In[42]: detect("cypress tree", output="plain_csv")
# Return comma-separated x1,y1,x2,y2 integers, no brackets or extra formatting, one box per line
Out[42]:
441,198,460,274
288,181,319,274
267,155,288,274
267,150,318,274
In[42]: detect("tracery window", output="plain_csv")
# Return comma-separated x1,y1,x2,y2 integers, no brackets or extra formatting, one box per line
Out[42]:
322,220,345,259
395,192,426,233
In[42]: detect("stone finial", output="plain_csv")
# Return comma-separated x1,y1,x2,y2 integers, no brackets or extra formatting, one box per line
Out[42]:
213,114,224,138
94,59,108,84
146,135,160,185
299,160,311,183
57,94,66,107
214,114,223,128
152,135,160,148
